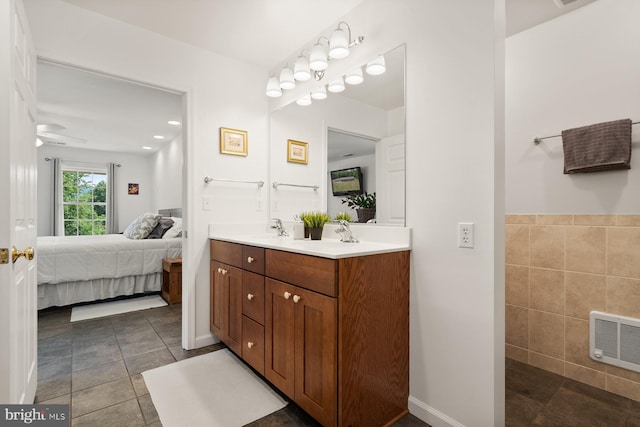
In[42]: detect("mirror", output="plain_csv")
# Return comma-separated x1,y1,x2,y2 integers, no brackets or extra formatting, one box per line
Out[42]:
269,44,405,225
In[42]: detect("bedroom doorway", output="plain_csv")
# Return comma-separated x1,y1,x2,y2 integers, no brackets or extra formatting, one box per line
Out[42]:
35,60,187,345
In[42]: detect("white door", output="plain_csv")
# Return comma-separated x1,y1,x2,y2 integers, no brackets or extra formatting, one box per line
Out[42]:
375,134,405,225
0,0,38,404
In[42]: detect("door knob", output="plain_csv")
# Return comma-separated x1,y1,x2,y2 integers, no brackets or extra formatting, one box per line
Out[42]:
247,256,254,263
284,291,291,300
293,295,301,303
247,293,254,300
12,246,34,263
247,341,254,349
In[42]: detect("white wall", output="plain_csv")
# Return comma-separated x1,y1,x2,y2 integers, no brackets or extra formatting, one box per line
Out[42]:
24,0,269,349
506,0,640,214
271,1,505,425
150,134,182,212
37,145,154,235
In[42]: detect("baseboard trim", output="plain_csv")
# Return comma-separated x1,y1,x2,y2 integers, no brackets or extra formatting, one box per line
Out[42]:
194,333,220,349
408,395,465,427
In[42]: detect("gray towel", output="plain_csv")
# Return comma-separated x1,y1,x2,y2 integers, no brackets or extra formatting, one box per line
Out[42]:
562,119,632,174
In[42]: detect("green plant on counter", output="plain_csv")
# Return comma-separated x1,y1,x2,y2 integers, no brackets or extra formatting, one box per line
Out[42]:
334,212,352,222
297,211,310,224
341,192,376,210
302,211,332,228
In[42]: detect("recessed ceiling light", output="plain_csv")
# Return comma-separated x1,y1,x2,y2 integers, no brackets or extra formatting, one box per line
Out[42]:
153,135,165,140
168,120,181,126
142,146,153,150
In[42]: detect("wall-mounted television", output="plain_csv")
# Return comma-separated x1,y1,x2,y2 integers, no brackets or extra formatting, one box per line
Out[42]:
330,167,364,196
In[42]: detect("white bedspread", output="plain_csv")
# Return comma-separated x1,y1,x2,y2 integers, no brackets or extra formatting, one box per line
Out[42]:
37,234,182,285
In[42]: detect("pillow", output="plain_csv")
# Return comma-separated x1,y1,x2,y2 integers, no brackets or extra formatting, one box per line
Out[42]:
123,212,162,239
146,217,174,239
163,217,182,239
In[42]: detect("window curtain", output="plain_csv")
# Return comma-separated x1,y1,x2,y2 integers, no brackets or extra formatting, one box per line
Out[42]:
106,162,118,234
51,158,64,236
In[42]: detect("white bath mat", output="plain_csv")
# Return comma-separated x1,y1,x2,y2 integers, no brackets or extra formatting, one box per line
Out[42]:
70,294,167,322
142,349,287,427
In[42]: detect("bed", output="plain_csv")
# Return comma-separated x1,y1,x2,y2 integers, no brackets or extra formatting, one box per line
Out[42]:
37,208,182,309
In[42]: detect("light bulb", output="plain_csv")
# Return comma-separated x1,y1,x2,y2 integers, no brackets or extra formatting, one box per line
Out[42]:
293,55,311,81
329,28,349,59
311,86,327,100
309,43,328,71
279,67,295,90
327,77,345,93
366,55,386,75
265,77,282,97
296,94,312,106
345,67,364,85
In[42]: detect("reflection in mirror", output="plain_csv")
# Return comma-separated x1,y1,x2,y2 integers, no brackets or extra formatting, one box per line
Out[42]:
269,44,405,225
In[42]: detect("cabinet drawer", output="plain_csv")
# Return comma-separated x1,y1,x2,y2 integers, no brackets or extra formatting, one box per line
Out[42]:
242,316,264,375
266,249,337,297
210,240,242,267
242,271,265,325
243,246,265,274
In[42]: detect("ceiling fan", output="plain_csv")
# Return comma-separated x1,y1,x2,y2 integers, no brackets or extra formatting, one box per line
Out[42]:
36,124,87,146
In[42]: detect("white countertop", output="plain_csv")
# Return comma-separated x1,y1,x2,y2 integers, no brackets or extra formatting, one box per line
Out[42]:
208,223,411,259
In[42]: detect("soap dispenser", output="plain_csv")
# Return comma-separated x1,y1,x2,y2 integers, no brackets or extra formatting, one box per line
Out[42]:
293,218,305,240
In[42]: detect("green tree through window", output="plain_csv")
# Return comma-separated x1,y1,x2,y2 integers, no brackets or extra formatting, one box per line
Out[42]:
62,169,107,235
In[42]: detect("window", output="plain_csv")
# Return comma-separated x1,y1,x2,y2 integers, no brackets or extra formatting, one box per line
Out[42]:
62,168,107,235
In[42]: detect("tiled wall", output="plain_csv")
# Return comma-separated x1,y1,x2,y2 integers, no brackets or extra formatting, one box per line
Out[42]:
505,214,640,402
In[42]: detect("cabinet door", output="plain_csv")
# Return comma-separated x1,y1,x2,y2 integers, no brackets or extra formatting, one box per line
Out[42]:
293,287,337,427
210,261,225,338
265,278,295,399
226,265,243,355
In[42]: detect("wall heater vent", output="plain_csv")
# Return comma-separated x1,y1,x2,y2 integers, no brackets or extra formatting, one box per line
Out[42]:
590,311,640,373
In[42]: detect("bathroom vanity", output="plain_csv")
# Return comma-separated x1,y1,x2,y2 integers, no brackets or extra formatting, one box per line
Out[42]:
209,232,410,427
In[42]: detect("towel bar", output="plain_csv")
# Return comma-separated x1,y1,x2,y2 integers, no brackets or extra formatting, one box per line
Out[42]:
533,121,640,144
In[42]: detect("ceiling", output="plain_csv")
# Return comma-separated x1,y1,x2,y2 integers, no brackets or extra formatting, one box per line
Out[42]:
34,0,598,155
37,61,182,154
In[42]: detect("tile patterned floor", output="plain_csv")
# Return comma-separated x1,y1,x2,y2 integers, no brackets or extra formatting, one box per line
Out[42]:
37,300,428,426
506,358,640,426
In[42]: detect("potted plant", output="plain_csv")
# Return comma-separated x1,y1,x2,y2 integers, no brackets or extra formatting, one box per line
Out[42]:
334,212,352,223
341,192,376,223
302,211,332,240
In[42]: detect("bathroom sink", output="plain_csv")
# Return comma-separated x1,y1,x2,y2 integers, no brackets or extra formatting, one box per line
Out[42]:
209,228,411,259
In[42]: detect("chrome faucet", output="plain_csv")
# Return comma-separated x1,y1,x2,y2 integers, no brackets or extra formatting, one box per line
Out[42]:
270,218,289,237
335,220,359,243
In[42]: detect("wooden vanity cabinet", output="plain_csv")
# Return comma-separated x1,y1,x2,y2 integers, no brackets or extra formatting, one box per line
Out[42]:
265,248,410,427
210,261,242,355
265,277,337,426
211,239,410,427
210,240,265,369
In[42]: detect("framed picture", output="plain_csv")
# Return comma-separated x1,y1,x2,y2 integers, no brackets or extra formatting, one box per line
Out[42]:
287,139,308,164
220,127,248,156
128,183,139,195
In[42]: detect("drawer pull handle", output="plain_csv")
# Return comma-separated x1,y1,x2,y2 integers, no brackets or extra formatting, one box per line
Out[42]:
217,268,222,274
247,293,254,300
247,256,254,263
221,269,227,275
247,341,254,349
284,291,291,300
293,295,301,303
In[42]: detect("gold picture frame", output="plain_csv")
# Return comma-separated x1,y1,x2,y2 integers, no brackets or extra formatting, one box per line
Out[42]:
220,127,248,156
287,139,308,164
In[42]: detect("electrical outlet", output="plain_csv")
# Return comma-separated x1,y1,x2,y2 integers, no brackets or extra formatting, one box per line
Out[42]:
458,222,474,248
